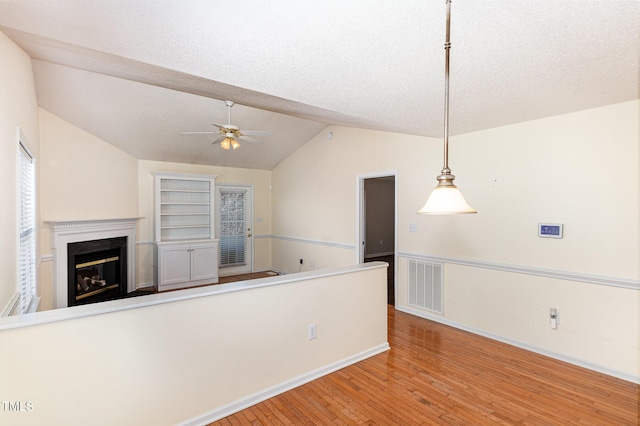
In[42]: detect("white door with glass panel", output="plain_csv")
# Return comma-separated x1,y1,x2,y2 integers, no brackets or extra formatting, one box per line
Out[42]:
216,185,253,276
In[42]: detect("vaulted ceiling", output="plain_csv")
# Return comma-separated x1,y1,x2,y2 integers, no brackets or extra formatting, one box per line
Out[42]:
0,1,638,169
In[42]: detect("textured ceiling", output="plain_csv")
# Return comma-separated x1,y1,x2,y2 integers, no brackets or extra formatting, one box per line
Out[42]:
0,0,638,170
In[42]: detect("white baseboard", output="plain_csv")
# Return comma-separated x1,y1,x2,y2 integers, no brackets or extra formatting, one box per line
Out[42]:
396,305,639,384
135,282,155,290
179,342,390,426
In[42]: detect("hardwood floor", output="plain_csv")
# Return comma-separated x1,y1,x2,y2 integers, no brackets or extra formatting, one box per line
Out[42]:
217,271,279,284
210,306,638,425
130,271,279,296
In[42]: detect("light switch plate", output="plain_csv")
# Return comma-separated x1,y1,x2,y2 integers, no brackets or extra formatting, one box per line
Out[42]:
538,223,563,239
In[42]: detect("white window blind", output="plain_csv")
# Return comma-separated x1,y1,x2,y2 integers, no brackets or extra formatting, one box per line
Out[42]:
219,189,247,267
18,141,37,314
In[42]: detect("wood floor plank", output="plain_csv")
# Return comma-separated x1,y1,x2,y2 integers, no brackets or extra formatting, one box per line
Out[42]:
208,305,639,425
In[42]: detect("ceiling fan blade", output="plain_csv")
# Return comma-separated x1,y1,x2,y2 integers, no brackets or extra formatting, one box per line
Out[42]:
210,136,226,145
240,130,270,136
181,131,220,135
238,135,264,144
189,101,268,148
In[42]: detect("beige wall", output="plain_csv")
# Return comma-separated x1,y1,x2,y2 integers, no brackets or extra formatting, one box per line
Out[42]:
0,263,388,425
439,264,637,372
137,160,272,286
407,101,638,277
401,101,639,378
271,238,355,275
38,109,139,310
271,128,428,272
0,32,40,313
272,101,639,380
38,109,139,222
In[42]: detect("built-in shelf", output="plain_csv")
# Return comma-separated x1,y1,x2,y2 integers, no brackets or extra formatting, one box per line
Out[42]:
155,173,217,242
153,172,219,291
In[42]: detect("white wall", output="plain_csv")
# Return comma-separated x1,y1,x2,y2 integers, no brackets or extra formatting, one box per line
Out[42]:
271,101,639,380
0,32,40,314
136,160,272,287
38,109,139,311
0,263,388,425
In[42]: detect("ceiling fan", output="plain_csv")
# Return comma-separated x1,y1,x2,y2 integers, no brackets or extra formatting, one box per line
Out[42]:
181,100,270,150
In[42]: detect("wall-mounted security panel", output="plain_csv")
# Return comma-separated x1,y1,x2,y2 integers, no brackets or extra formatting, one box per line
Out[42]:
538,223,563,239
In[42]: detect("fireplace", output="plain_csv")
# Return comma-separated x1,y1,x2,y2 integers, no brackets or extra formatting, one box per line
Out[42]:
67,237,127,307
49,218,140,309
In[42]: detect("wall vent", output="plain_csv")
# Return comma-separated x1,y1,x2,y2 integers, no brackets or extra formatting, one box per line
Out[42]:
408,259,443,314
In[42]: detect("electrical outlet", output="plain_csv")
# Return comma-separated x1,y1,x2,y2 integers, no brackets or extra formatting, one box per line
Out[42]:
299,258,304,265
308,323,317,340
309,260,316,269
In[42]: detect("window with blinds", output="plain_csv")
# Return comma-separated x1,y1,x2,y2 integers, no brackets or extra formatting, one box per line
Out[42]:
219,189,247,267
18,140,37,314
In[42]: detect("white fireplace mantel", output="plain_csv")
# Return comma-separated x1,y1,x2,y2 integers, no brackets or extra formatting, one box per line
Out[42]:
48,218,141,308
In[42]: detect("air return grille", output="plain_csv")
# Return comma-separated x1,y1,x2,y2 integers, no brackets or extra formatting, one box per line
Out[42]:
408,259,443,314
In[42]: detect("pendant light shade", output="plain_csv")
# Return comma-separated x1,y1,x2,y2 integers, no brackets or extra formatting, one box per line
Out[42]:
418,185,476,214
419,0,476,215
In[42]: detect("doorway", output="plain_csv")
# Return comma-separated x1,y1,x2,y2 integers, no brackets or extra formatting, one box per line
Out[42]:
357,172,397,305
216,185,254,276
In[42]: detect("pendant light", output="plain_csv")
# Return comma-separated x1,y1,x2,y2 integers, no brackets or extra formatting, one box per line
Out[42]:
418,0,477,215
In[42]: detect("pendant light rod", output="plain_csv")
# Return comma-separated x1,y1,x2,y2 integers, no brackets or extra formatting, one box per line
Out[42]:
443,0,451,173
417,0,476,214
434,0,456,189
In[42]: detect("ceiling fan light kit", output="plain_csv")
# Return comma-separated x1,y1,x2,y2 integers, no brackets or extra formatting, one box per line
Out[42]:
418,0,476,215
181,100,269,151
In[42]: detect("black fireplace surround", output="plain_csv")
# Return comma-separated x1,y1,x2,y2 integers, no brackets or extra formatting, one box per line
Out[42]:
67,237,127,307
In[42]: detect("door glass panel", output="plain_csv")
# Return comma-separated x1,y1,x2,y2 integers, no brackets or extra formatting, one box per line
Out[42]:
219,189,247,266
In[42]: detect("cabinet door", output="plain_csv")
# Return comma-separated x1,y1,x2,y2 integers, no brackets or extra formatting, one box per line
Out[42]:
159,244,191,285
190,243,218,282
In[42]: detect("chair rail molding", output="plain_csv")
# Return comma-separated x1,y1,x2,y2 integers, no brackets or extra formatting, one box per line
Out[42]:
398,251,640,290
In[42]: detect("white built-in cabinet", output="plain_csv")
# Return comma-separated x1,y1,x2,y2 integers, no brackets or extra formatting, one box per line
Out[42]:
153,172,219,291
